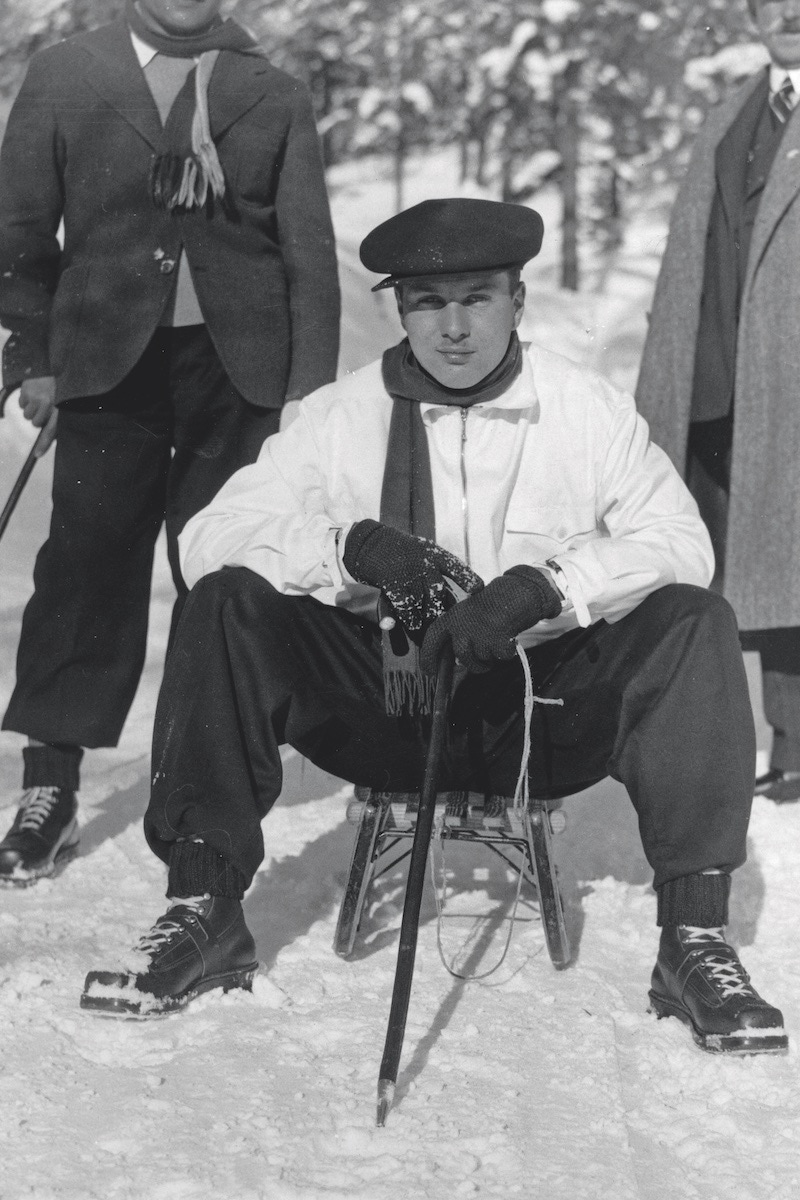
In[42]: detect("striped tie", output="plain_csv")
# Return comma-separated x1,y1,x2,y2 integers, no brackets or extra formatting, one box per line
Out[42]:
770,76,796,124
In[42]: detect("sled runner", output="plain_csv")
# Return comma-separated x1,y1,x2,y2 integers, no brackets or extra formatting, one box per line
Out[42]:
334,786,570,968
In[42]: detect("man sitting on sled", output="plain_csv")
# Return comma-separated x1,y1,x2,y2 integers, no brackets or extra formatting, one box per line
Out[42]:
83,198,787,1055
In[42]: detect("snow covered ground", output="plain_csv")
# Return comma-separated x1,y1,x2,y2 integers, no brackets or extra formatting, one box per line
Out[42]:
1,150,798,1200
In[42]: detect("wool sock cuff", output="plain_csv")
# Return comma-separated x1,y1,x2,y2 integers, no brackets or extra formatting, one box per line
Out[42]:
167,839,246,900
656,871,731,927
341,518,381,578
22,744,83,792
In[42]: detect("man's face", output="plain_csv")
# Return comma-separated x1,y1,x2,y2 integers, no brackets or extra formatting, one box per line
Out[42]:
397,271,525,389
753,0,800,68
135,0,224,37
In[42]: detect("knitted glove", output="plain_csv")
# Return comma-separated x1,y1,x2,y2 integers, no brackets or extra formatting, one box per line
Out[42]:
343,519,482,632
420,565,562,674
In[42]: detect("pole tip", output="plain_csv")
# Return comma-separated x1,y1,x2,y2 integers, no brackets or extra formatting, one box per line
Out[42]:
376,1078,395,1127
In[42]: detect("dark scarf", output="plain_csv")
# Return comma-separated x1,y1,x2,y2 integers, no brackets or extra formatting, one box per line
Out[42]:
126,0,261,213
377,333,523,715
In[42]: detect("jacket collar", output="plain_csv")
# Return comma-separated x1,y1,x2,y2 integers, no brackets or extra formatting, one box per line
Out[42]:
79,18,272,150
421,346,538,421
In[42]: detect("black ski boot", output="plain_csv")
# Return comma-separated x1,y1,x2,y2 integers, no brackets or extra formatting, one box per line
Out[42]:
649,925,788,1054
0,786,79,886
80,895,259,1018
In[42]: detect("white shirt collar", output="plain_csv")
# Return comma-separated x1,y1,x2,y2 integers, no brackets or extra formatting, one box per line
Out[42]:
769,63,800,99
130,28,158,68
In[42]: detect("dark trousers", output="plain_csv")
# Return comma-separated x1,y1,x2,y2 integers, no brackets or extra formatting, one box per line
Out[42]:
3,327,278,748
688,418,800,771
145,570,755,893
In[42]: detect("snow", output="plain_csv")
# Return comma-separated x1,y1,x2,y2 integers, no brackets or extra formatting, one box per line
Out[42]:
1,148,798,1199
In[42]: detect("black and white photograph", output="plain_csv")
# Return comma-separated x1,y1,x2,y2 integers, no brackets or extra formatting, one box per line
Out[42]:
1,1,798,1196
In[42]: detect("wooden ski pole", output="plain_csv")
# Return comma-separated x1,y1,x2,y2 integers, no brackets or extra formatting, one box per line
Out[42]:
0,384,49,546
376,639,455,1127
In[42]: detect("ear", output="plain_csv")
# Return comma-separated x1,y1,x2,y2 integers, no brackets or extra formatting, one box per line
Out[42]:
394,286,407,330
512,281,525,329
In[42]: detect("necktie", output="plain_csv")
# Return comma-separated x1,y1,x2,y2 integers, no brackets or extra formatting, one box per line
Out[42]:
770,76,796,124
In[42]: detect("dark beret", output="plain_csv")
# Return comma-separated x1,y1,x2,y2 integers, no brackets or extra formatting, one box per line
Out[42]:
359,198,544,291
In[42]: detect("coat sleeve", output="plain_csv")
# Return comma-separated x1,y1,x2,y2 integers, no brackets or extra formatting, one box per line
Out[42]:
0,51,65,386
275,87,341,401
178,398,349,594
549,394,715,627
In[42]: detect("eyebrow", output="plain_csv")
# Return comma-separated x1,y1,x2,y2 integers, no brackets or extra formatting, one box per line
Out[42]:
404,275,501,297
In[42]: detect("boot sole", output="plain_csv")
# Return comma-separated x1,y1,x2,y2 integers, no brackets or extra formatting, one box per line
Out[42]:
0,832,80,889
648,989,789,1055
80,962,260,1020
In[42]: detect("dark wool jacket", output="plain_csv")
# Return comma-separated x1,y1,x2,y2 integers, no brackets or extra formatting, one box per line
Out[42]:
0,18,340,408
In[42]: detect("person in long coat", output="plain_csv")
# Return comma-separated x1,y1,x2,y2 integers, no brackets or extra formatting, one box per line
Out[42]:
636,0,800,803
0,0,340,885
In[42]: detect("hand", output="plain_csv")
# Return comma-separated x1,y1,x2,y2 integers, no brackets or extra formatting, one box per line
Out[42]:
342,519,482,632
19,376,58,457
420,566,562,675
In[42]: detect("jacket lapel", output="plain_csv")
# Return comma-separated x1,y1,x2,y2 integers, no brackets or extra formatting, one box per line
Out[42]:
715,72,769,225
78,21,271,148
80,19,163,150
209,50,272,142
746,99,800,293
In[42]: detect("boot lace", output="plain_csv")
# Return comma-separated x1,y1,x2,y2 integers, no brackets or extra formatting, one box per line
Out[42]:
17,787,62,831
135,896,209,957
681,926,755,1000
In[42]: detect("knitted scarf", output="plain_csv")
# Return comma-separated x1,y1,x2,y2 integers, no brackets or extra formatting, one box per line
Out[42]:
126,0,261,213
378,333,523,715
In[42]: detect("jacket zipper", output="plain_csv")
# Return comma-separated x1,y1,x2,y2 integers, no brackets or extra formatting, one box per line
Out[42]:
460,408,470,565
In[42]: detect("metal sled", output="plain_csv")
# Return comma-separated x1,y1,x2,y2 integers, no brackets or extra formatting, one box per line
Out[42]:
334,787,570,968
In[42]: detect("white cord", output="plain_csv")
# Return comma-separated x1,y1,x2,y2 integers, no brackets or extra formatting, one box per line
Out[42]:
429,640,563,980
513,642,564,811
429,818,526,980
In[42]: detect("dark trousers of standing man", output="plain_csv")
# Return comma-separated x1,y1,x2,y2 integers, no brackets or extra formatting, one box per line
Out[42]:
144,568,755,900
3,327,278,778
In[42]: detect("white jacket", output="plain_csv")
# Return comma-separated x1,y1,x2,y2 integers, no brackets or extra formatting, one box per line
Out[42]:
179,344,714,644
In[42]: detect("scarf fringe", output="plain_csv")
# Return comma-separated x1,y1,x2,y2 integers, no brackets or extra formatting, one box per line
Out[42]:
384,668,436,718
151,152,224,211
150,49,226,213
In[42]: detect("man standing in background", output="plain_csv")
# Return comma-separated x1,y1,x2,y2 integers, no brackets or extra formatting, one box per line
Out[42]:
0,0,340,884
637,0,800,803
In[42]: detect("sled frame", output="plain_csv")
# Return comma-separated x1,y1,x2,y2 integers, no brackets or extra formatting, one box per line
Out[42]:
334,787,570,968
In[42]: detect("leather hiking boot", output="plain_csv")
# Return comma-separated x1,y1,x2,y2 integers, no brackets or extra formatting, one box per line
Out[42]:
80,895,258,1019
649,925,788,1055
0,787,79,887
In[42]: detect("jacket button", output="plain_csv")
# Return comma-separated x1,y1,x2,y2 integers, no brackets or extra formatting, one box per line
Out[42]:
159,258,176,274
